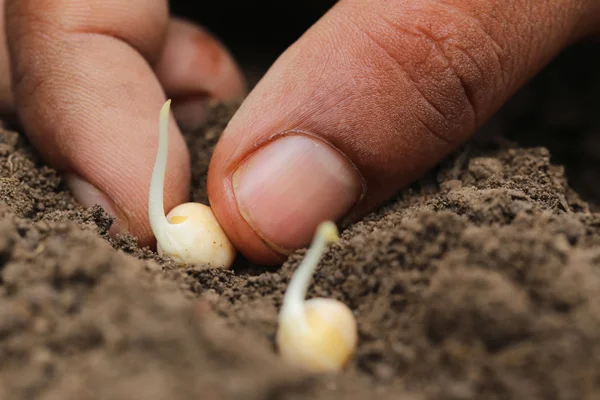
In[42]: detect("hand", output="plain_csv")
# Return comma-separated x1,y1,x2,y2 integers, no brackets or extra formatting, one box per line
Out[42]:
2,0,245,241
207,0,600,264
3,1,599,266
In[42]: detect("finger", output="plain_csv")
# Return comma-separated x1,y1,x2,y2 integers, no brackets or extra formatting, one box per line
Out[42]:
0,0,14,116
6,0,176,246
208,0,600,265
155,17,246,132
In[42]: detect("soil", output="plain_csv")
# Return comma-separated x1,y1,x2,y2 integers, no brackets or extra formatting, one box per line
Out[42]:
1,44,600,400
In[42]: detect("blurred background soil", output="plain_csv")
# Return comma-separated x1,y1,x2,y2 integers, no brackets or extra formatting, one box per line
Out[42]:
0,2,600,399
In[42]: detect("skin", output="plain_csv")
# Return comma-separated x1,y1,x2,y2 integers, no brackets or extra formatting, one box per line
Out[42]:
2,0,599,265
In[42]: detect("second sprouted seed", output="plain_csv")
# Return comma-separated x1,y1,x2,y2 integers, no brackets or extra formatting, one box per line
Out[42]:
276,221,358,373
148,100,236,268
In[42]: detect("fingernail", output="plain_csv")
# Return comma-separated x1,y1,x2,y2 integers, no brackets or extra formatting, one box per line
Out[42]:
232,134,363,253
171,97,208,132
64,174,129,237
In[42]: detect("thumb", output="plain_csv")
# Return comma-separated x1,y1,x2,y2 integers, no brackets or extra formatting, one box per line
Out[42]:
208,0,600,265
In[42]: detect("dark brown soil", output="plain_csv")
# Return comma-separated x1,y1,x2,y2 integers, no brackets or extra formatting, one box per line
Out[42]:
1,44,600,400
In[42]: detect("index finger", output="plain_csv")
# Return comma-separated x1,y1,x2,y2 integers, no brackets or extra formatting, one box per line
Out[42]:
5,0,190,245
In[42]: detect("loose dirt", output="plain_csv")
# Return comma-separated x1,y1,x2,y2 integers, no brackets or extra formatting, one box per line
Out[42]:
1,44,599,400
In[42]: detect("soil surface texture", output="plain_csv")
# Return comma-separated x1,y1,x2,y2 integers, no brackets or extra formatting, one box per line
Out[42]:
1,44,600,400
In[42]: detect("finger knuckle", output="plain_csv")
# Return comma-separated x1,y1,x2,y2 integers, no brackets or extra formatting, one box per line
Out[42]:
353,0,513,141
6,0,167,63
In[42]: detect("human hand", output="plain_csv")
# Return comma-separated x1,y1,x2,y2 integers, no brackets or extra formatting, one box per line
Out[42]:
206,0,600,265
3,1,599,266
1,0,245,241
